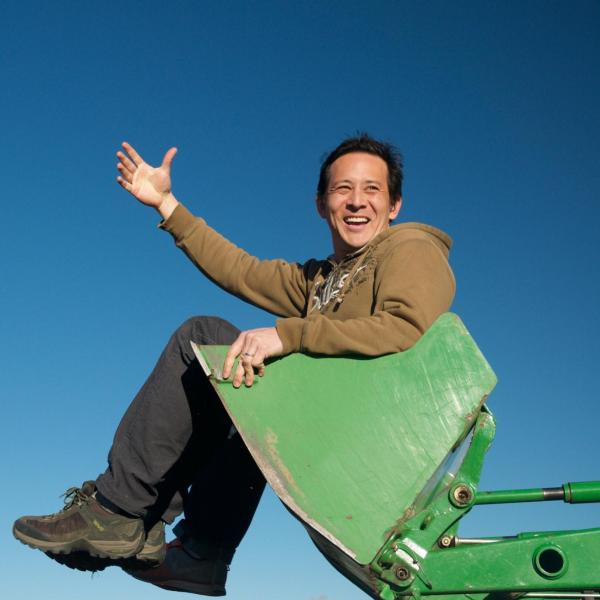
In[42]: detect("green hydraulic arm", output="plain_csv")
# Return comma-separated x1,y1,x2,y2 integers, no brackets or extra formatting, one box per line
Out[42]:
371,409,600,600
192,313,600,600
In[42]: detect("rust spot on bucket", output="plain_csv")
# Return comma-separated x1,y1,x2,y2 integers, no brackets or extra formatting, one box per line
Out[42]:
263,429,304,497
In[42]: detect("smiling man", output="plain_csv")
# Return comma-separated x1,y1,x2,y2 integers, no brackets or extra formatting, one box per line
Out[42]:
14,134,455,596
318,151,401,259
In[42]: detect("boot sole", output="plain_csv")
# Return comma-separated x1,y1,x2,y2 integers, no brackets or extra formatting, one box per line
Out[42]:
152,579,225,596
126,567,226,596
13,525,145,560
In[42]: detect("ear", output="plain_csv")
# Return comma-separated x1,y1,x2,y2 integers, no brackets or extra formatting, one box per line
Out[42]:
316,194,327,219
389,196,402,220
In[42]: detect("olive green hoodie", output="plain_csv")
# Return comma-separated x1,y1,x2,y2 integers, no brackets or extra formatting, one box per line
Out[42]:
160,203,455,356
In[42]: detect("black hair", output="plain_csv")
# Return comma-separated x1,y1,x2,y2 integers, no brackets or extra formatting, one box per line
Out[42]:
317,133,403,205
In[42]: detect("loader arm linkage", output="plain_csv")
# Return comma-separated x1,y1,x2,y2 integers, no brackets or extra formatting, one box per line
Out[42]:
372,410,600,600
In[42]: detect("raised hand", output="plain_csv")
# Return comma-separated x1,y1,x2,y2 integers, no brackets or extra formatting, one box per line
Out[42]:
116,142,179,219
222,327,284,388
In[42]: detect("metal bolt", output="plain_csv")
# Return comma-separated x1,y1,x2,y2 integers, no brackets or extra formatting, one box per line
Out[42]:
439,535,453,548
395,566,411,581
452,484,473,507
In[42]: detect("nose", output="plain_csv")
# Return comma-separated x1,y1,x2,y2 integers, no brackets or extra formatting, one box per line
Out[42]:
347,188,366,209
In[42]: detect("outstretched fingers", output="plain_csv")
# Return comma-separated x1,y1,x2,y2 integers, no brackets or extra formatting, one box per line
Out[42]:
116,143,140,192
162,147,178,169
117,150,137,174
116,162,133,184
122,141,144,166
116,175,133,192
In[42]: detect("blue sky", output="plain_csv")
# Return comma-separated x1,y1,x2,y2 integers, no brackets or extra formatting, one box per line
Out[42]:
1,1,599,599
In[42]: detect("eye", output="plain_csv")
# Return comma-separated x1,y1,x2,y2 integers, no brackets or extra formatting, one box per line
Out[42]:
331,184,352,194
365,184,382,193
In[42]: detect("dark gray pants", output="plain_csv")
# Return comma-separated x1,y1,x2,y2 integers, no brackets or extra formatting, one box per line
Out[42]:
95,316,266,552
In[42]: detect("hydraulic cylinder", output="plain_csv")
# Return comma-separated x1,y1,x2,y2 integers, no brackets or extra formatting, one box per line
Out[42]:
475,481,600,505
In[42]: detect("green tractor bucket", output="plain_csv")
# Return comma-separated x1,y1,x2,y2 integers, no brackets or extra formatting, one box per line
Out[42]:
192,313,495,564
193,313,600,600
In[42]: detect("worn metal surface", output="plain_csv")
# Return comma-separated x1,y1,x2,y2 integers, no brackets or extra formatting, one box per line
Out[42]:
192,312,497,565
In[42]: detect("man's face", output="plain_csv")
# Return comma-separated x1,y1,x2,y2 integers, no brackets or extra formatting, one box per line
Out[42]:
317,152,401,260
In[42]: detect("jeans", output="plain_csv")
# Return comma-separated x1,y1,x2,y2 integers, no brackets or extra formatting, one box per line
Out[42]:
95,316,266,553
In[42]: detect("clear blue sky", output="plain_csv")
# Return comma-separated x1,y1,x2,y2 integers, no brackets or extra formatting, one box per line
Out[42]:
1,1,599,599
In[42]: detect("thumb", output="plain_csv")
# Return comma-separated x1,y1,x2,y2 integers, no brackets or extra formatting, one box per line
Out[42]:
162,147,178,169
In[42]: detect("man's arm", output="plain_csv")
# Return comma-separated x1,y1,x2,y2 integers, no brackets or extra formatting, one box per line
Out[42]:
160,204,313,317
116,142,307,388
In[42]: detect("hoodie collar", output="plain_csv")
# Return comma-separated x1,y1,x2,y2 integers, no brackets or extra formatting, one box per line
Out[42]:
328,222,452,264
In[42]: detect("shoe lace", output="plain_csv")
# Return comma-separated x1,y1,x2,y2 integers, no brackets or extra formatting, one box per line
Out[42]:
60,485,92,511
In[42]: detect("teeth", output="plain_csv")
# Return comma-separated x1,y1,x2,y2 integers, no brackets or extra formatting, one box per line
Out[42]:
345,217,369,224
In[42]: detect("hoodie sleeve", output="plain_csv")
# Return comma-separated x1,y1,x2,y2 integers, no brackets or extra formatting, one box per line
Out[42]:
275,238,455,355
160,203,310,317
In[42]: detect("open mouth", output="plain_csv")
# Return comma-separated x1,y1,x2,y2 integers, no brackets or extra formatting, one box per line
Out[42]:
343,216,370,225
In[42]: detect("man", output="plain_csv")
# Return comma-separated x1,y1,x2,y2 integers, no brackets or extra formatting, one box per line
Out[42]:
14,134,455,595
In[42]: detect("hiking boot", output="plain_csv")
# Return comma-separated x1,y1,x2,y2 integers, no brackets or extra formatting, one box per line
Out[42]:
122,520,166,570
48,520,166,572
125,539,232,596
13,481,146,560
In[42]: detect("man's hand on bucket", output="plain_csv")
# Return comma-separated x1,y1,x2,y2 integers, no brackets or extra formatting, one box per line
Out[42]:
223,327,284,388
